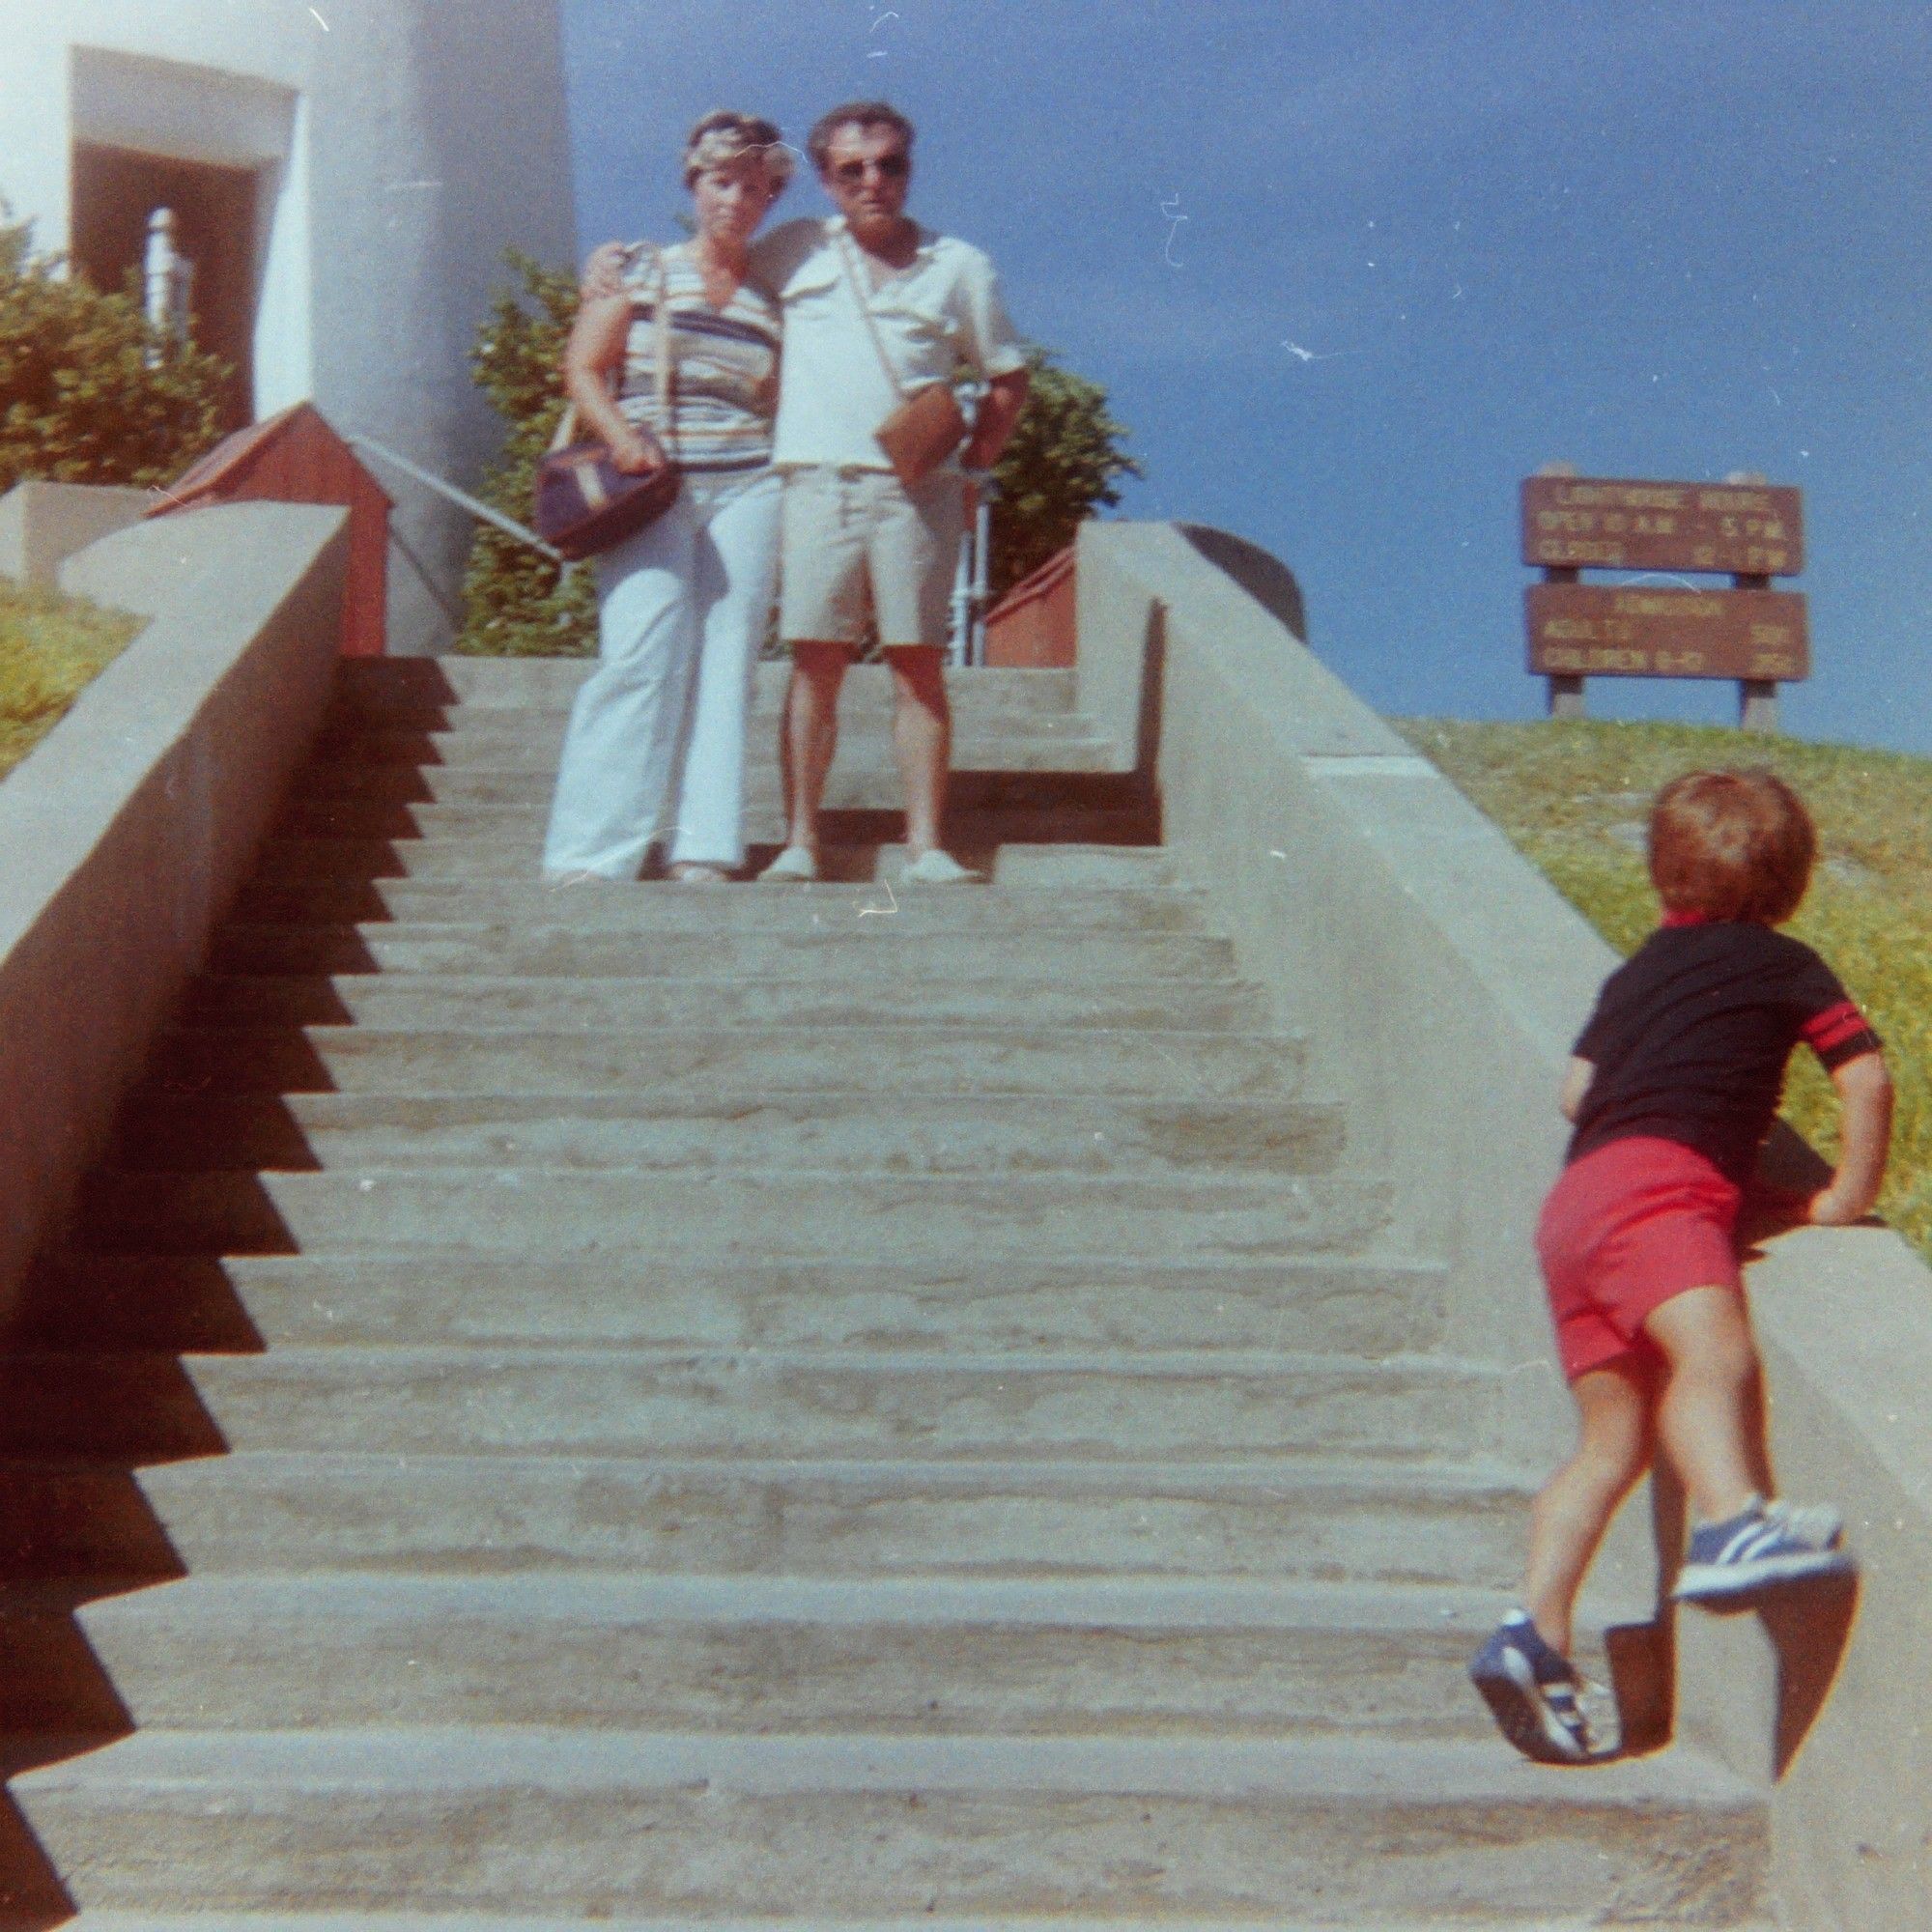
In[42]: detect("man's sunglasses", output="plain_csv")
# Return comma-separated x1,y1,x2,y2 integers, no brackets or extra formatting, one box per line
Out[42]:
831,155,910,183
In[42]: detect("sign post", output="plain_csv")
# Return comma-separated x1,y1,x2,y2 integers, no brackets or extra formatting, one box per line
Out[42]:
1522,467,1806,730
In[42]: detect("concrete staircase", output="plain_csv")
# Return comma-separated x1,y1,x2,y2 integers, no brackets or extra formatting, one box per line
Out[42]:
0,658,1771,1926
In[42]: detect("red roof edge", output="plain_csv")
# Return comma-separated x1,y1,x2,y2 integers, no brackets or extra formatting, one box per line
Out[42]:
146,402,382,516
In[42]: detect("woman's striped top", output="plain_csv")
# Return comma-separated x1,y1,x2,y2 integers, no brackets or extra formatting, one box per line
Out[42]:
616,242,781,473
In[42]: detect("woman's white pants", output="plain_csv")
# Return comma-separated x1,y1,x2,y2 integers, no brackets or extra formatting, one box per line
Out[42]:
542,470,781,878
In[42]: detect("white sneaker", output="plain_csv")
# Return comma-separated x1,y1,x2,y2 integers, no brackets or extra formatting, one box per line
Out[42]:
1763,1496,1844,1548
900,848,981,885
758,845,818,883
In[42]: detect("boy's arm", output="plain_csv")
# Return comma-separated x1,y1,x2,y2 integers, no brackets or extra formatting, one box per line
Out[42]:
1558,1056,1594,1122
1809,1049,1892,1225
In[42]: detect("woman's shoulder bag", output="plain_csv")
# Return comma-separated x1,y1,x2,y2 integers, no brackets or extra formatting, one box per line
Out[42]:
534,248,680,560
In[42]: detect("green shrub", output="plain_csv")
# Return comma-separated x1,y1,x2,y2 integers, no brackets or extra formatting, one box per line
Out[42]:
986,347,1142,601
0,204,229,497
455,250,596,657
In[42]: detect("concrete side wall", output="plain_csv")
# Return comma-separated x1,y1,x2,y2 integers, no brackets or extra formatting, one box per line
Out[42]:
1079,519,1932,1929
0,501,347,1311
0,481,151,589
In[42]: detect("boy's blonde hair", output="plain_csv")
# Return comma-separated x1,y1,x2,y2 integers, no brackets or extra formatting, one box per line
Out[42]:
1648,768,1816,924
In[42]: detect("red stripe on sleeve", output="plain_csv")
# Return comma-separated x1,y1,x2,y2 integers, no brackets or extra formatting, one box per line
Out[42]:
1802,1001,1866,1049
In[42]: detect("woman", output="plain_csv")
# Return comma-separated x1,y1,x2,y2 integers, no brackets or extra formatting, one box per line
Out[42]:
542,111,790,884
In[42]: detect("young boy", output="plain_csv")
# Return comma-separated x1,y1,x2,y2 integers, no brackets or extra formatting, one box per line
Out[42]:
1471,768,1892,1764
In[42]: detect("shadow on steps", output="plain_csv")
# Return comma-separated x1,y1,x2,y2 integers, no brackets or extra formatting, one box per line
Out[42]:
2,1239,270,1918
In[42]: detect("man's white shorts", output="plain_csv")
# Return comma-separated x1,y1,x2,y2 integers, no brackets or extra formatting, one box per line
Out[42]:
778,465,966,650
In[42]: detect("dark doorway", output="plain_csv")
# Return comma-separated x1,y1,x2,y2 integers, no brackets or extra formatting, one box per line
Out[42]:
69,141,257,431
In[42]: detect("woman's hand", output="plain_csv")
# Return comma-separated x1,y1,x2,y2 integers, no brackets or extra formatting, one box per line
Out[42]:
606,425,661,475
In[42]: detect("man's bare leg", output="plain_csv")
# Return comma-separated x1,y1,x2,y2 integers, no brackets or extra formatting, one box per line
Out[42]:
884,644,950,858
780,641,846,858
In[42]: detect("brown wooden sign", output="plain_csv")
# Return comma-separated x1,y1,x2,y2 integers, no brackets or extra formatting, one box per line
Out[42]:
1522,476,1804,576
1526,583,1810,681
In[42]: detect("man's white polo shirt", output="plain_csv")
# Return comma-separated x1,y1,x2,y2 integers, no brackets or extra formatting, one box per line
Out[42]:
752,215,1027,473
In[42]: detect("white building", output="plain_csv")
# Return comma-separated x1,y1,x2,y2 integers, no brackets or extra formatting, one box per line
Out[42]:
0,0,577,652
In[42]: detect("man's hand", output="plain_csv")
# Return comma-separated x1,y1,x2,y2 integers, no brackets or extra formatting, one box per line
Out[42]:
582,242,630,302
960,366,1030,471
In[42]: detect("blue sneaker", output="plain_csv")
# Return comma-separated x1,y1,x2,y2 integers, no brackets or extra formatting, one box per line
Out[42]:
1672,1494,1856,1606
1469,1610,1592,1763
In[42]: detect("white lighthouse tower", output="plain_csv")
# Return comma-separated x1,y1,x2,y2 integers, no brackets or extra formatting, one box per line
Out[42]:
0,0,578,652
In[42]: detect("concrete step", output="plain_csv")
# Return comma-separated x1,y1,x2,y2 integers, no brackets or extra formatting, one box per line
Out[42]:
9,1729,1767,1920
0,1452,1530,1585
22,1918,1788,1932
108,1092,1342,1179
327,657,1081,716
181,972,1266,1034
287,762,1146,811
249,837,1178,887
277,797,1161,851
310,702,1099,759
72,1167,1386,1260
206,919,1220,980
305,722,1118,770
14,1253,1446,1358
0,1348,1509,1464
143,1023,1309,1100
63,1573,1619,1743
226,876,1212,932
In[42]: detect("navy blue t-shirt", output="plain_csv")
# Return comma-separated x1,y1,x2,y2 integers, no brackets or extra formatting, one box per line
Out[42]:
1568,920,1881,1186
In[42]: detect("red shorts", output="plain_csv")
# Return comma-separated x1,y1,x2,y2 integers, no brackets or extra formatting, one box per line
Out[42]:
1537,1136,1744,1381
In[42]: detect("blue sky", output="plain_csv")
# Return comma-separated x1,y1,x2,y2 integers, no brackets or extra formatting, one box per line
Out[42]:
560,1,1932,753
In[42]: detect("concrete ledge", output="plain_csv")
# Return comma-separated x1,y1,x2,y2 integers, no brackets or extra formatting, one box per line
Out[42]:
0,501,348,1309
1077,517,1932,1928
0,480,152,589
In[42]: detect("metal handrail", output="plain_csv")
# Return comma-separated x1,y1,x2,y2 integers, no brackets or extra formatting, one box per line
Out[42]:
344,431,564,564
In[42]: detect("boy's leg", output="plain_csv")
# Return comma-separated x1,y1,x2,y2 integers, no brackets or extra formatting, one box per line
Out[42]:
1521,1361,1653,1657
1472,1361,1650,1763
1646,1284,1854,1602
1642,1285,1758,1524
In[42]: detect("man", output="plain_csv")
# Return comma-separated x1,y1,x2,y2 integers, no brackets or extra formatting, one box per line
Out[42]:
587,100,1031,882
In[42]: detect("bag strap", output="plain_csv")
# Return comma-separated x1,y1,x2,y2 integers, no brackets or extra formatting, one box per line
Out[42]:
652,246,676,458
835,226,911,403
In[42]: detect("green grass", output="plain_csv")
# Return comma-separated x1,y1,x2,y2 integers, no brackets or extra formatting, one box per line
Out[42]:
1393,717,1932,1264
0,578,143,782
